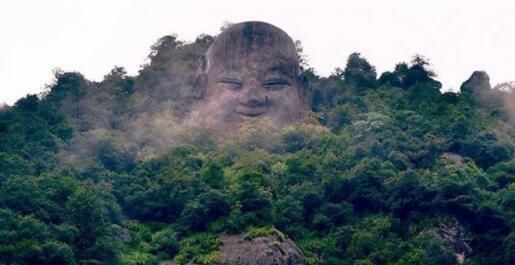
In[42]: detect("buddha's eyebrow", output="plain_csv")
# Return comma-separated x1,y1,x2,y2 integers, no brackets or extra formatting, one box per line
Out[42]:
264,56,296,77
265,64,295,78
216,69,242,78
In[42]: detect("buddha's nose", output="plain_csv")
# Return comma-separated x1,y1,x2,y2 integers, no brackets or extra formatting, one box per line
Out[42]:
239,80,267,107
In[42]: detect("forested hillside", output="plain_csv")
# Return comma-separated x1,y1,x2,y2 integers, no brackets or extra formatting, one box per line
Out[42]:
1,33,514,265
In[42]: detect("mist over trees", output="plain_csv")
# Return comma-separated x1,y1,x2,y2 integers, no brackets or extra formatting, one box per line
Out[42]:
1,30,515,265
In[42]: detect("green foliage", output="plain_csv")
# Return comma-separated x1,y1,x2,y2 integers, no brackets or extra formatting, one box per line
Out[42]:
148,227,179,259
173,233,221,265
0,208,76,265
120,251,158,265
343,52,377,89
505,232,515,264
66,183,121,262
245,226,285,241
1,32,514,265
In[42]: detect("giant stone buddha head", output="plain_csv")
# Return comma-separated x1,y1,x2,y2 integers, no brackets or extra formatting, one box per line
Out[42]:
192,21,309,136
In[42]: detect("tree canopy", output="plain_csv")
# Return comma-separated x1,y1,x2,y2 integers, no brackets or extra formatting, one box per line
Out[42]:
1,33,514,265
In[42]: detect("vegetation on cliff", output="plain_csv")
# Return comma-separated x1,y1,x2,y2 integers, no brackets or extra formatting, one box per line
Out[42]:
1,33,514,265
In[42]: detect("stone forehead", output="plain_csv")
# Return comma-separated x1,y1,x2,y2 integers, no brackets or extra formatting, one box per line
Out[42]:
205,21,299,69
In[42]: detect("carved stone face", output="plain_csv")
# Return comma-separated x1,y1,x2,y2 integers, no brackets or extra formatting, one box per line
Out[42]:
193,21,309,136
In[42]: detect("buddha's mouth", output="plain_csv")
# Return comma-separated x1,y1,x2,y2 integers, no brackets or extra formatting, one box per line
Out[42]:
236,106,267,117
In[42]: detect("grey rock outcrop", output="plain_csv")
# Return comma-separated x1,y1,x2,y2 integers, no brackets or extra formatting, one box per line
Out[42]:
442,152,465,165
460,71,491,94
218,234,304,265
163,233,304,265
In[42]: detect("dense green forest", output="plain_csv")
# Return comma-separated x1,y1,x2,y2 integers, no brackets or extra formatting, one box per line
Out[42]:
1,33,515,265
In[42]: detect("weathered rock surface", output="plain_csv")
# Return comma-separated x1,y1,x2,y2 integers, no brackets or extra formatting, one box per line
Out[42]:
188,21,309,138
442,152,465,164
163,234,304,265
218,234,304,265
460,71,491,94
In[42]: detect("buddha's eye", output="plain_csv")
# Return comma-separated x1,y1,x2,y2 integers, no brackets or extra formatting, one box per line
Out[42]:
263,79,290,90
218,78,243,90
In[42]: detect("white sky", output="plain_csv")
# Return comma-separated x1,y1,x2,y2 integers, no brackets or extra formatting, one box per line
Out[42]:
1,0,514,105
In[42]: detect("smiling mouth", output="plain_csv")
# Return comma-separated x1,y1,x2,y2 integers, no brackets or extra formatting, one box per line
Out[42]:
236,106,267,117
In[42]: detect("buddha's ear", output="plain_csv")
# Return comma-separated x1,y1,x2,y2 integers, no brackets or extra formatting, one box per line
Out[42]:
193,55,207,99
298,73,309,97
297,72,310,110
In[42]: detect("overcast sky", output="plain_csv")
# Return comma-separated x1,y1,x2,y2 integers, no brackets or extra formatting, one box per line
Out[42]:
1,0,514,105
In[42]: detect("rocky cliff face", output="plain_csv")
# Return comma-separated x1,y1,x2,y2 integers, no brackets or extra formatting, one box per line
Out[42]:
460,71,491,94
163,233,304,265
217,234,304,265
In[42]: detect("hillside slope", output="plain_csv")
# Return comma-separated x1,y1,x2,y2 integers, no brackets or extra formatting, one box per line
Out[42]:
1,35,514,265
